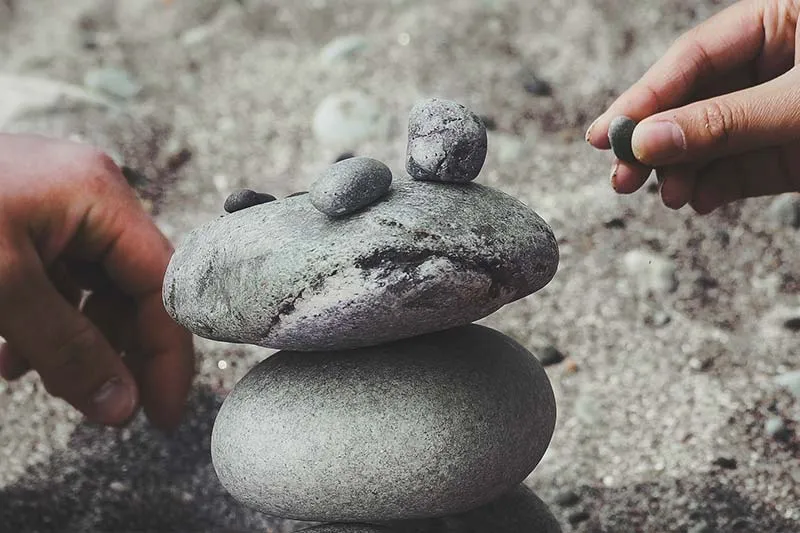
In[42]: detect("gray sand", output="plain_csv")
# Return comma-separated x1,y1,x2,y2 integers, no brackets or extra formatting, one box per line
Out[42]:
0,1,798,532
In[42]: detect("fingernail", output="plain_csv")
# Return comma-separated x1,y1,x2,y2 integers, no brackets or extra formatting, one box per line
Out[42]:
585,118,598,143
610,162,619,191
632,121,685,163
90,378,135,423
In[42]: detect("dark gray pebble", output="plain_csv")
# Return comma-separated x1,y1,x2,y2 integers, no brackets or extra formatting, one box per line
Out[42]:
406,98,487,183
711,457,737,470
567,510,590,525
520,69,553,97
335,151,356,162
310,156,392,217
553,490,581,507
224,189,276,213
537,345,565,367
783,317,800,331
608,115,638,163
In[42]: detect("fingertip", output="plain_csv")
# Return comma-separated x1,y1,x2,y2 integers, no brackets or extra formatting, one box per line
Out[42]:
0,343,30,380
658,166,695,210
587,116,612,149
611,160,652,194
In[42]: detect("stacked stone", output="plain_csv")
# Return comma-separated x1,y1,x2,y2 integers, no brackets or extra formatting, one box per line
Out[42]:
163,99,562,532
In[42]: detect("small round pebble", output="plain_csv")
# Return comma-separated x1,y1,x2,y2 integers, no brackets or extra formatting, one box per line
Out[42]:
310,156,392,217
537,345,565,367
554,490,581,507
406,98,487,183
608,115,638,164
223,189,276,213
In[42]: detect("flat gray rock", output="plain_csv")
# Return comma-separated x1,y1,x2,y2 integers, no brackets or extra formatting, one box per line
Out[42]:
164,177,558,350
211,325,557,522
310,156,392,217
406,99,487,183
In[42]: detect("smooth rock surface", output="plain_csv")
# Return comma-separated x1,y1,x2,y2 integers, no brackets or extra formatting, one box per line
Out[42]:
608,115,637,163
298,485,562,532
406,98,487,183
164,177,558,350
211,325,557,521
223,189,276,213
312,90,384,149
310,156,392,217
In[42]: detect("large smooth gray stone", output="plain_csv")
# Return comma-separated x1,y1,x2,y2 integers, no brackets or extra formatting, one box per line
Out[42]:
211,325,557,522
164,178,558,351
298,485,562,532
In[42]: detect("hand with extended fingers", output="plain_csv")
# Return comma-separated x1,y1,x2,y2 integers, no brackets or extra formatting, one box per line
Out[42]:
0,134,194,429
587,0,800,213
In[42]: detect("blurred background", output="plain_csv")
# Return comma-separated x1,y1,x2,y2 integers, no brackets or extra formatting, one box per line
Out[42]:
0,1,798,531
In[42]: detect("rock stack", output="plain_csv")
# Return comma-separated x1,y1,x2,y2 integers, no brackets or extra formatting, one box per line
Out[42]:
163,99,562,532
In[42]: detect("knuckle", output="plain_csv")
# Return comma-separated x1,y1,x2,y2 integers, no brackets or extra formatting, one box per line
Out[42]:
40,323,103,399
697,100,740,147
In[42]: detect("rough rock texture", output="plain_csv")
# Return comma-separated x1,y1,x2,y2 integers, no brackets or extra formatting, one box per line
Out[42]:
299,485,562,532
607,115,637,163
310,156,392,217
164,177,558,350
406,98,487,183
211,325,557,522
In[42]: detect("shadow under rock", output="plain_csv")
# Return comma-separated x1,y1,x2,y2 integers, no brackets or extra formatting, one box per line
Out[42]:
0,386,295,533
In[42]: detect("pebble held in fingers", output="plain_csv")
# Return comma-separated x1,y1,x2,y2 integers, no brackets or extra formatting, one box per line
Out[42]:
608,115,638,164
406,98,487,183
224,189,276,213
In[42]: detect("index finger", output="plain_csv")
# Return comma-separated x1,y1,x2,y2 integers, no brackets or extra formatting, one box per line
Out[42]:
587,0,766,148
74,156,195,429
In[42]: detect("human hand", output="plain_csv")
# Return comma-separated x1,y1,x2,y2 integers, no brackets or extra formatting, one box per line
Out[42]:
0,134,194,429
586,0,800,213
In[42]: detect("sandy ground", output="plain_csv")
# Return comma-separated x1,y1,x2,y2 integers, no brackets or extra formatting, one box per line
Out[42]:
0,1,798,532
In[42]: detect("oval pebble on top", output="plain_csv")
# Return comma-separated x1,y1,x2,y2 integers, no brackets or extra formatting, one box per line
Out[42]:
310,156,392,217
608,115,638,164
224,189,276,213
406,98,487,183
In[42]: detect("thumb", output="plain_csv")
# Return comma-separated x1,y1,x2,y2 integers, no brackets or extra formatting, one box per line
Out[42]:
631,68,800,166
0,240,138,425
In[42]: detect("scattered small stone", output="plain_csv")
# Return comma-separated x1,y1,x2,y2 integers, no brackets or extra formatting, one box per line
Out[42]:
608,116,638,164
646,179,659,194
645,310,671,328
223,189,276,213
775,371,800,398
687,521,712,533
286,191,309,198
166,147,193,173
319,34,368,64
312,91,383,149
554,490,581,507
711,457,737,470
519,69,553,97
688,356,713,372
406,98,487,183
84,67,142,100
623,249,678,296
766,193,800,229
335,151,355,163
783,317,800,331
603,217,626,229
564,358,579,374
310,156,392,217
121,166,148,188
479,115,497,131
764,416,791,441
536,344,565,367
567,510,590,525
